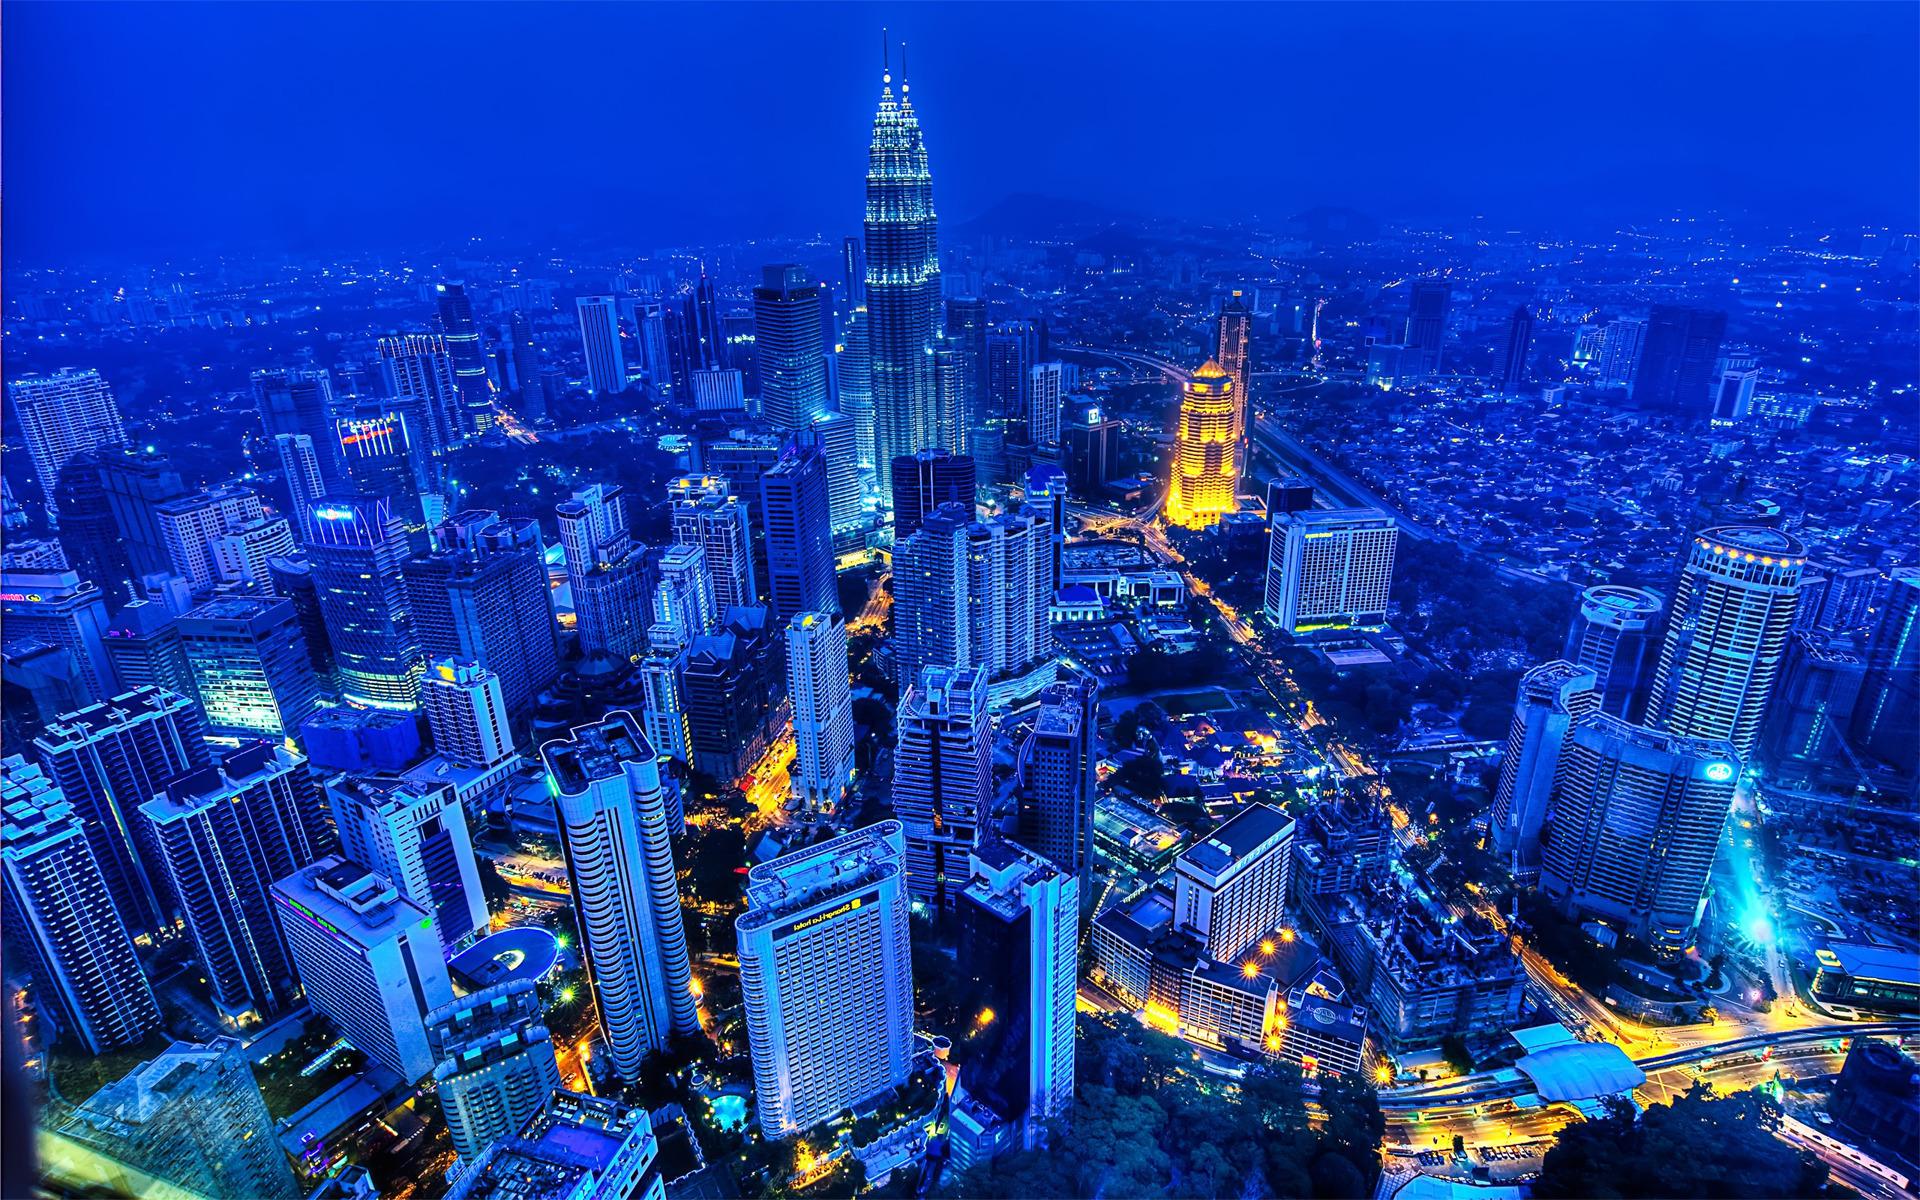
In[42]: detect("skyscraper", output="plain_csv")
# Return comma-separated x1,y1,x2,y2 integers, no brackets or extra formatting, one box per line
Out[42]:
421,658,516,770
49,448,132,590
932,333,970,453
669,476,757,614
1496,303,1533,395
839,239,878,491
178,595,321,740
2,545,119,702
403,513,560,718
327,772,489,953
952,842,1078,1158
682,606,785,781
155,485,284,592
52,1038,300,1200
1405,279,1451,375
1215,291,1252,420
1765,633,1866,773
891,501,972,689
1262,508,1399,634
1488,661,1601,877
1538,716,1740,950
377,334,464,458
253,367,341,478
426,981,563,1168
760,442,837,621
1015,671,1100,883
1,756,161,1053
558,483,657,665
1597,316,1648,389
947,295,990,442
986,321,1040,436
651,542,718,651
891,447,975,542
894,664,992,908
306,496,425,710
1633,306,1727,418
1027,361,1068,453
809,412,866,549
140,742,326,1024
274,433,327,540
966,510,1055,688
754,264,829,432
577,295,628,397
99,445,189,579
1165,361,1239,529
272,857,457,1082
435,282,495,436
1562,584,1664,719
787,611,855,813
863,53,941,509
333,403,428,530
35,686,210,936
1645,526,1805,759
1021,463,1069,593
7,368,127,520
736,821,915,1138
540,713,698,1078
1852,567,1919,776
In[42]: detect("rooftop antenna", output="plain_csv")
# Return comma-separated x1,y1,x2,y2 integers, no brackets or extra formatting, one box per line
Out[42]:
882,26,891,84
900,40,909,93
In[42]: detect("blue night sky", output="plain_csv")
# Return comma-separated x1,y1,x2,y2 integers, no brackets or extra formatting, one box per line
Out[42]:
5,1,1914,262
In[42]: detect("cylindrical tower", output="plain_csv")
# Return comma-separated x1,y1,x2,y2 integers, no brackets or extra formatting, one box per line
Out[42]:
1166,361,1239,529
1563,584,1665,718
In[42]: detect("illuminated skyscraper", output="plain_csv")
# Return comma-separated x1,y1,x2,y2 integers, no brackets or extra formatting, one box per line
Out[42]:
421,658,516,770
540,714,698,1078
404,513,560,719
1645,526,1805,759
1562,584,1664,719
435,282,494,436
177,595,321,739
1027,361,1068,453
6,368,127,521
863,49,941,509
577,295,628,397
1015,671,1100,883
754,264,829,432
1405,279,1451,375
327,771,489,954
892,502,971,689
947,295,989,441
426,981,562,1168
1538,716,1740,950
669,475,757,615
1,756,161,1053
557,483,656,665
736,821,914,1138
1262,508,1398,634
306,496,425,710
894,664,991,908
787,611,855,813
253,367,340,479
1165,361,1238,529
1488,661,1600,879
1597,316,1647,389
839,238,878,491
1215,292,1251,483
809,413,865,550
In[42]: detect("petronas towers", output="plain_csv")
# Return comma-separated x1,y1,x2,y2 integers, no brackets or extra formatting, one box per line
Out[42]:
863,53,942,511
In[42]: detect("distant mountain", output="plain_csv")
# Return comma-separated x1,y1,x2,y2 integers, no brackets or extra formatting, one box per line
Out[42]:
951,192,1141,240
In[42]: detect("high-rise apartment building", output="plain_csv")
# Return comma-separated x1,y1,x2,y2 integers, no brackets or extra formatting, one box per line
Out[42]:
34,686,210,935
1015,671,1100,882
736,821,915,1138
576,295,628,397
1166,361,1239,529
1488,661,1601,877
421,658,516,770
891,502,972,689
377,333,464,457
53,1038,300,1200
1633,305,1727,418
426,980,563,1168
1263,508,1399,634
557,483,657,665
253,367,341,479
1496,304,1533,395
0,757,161,1053
1562,584,1664,719
540,714,698,1078
1538,716,1740,950
1404,279,1451,375
307,496,425,709
1,547,118,702
894,665,992,908
966,510,1054,687
178,595,320,739
1215,292,1252,432
140,743,326,1024
786,611,855,812
1597,317,1647,389
1027,361,1068,452
808,413,865,549
1171,803,1294,963
155,485,279,592
1852,567,1919,776
1645,525,1804,759
273,857,456,1082
863,59,941,509
760,442,837,621
754,264,829,432
953,842,1078,1157
668,475,758,615
7,368,127,520
327,770,488,953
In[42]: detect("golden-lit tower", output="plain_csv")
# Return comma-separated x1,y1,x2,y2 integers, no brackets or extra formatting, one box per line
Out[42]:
1165,360,1239,529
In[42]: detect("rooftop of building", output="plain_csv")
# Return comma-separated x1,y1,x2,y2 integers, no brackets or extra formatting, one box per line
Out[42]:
449,1092,651,1200
448,927,562,993
273,856,422,942
1819,941,1920,986
1696,524,1807,558
1177,802,1294,881
958,840,1068,920
34,686,193,748
738,820,905,930
539,711,650,796
1,757,80,852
